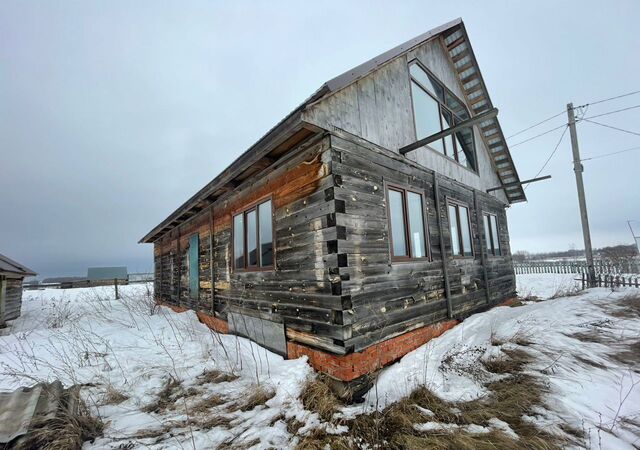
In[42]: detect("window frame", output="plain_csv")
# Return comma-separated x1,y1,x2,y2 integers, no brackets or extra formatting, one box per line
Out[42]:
447,199,474,258
385,182,431,262
231,196,275,272
483,212,502,257
408,60,478,172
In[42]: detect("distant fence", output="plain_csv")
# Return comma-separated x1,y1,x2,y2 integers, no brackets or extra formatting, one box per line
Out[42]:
514,260,640,275
579,272,640,289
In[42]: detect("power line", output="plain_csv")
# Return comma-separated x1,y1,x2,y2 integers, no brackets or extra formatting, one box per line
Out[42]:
582,118,640,137
524,125,569,191
580,145,640,162
574,89,640,109
509,123,568,148
505,110,565,139
578,104,640,121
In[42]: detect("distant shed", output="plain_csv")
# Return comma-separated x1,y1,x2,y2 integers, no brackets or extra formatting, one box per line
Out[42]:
87,267,127,282
0,253,36,325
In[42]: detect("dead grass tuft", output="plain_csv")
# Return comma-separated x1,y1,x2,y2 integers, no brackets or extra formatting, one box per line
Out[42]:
232,385,275,412
102,385,129,405
611,340,640,370
197,369,239,384
608,293,640,319
296,346,569,450
300,376,342,422
13,400,103,450
483,348,531,374
142,376,181,413
191,394,226,413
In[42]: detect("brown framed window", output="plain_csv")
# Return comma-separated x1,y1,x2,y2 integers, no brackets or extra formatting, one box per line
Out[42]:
409,61,477,172
483,213,501,256
387,185,428,260
233,199,274,270
448,201,473,257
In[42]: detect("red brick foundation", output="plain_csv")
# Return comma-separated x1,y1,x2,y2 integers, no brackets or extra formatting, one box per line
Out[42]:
157,301,230,334
287,320,459,381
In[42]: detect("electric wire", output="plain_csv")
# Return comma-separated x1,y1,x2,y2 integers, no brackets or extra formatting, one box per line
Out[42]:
581,118,640,137
580,145,640,162
578,104,640,121
509,123,568,148
523,125,569,191
574,90,640,109
506,110,566,140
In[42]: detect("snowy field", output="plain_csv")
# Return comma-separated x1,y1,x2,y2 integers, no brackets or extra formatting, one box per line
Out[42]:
0,276,638,449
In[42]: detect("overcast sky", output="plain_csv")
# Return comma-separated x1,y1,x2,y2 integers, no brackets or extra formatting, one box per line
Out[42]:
1,1,639,278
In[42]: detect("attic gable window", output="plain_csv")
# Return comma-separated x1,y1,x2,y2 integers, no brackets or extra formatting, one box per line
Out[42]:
409,62,477,172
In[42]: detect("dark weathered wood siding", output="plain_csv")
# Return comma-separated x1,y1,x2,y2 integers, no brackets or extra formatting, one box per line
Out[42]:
4,278,24,321
328,131,515,352
152,129,516,356
154,135,353,350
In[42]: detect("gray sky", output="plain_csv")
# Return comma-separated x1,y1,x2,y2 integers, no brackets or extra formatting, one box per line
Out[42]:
1,1,639,278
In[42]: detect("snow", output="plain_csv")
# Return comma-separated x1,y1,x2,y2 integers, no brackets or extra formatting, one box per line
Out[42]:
1,276,639,449
0,285,315,449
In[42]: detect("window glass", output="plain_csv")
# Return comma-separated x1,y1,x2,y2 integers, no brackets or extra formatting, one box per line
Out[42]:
441,110,455,157
490,215,501,256
459,206,473,256
259,200,273,266
410,64,444,100
233,214,244,269
407,192,426,258
483,215,492,253
411,82,444,153
389,189,408,257
454,126,476,171
188,234,199,298
246,209,258,266
448,205,460,256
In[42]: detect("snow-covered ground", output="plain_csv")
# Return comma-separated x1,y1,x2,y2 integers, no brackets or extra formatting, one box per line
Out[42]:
0,277,639,449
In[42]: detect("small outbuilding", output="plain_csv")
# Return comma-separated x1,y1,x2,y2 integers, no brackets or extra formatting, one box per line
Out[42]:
0,253,37,325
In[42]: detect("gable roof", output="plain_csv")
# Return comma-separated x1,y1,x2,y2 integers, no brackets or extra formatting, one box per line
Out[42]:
140,18,524,244
0,253,37,277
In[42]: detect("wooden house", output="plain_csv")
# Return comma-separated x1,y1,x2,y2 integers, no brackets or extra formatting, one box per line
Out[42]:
0,253,37,325
140,19,525,386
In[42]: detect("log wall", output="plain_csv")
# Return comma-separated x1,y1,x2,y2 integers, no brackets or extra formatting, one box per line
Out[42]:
152,130,516,357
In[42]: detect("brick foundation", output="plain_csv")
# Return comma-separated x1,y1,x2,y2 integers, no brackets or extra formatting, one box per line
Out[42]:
287,320,459,381
157,298,516,382
157,301,230,334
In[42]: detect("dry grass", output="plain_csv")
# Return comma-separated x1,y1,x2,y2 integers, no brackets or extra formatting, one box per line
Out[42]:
607,293,640,319
13,400,103,450
142,376,181,413
611,340,640,370
300,376,342,422
102,385,129,405
231,385,275,412
197,369,239,384
296,348,575,450
191,394,226,413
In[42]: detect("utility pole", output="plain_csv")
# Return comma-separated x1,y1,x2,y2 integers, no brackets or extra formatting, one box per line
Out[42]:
629,221,640,253
567,103,596,287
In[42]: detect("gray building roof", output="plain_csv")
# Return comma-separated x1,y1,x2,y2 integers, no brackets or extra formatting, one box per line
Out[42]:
0,253,36,277
87,266,127,281
141,18,524,244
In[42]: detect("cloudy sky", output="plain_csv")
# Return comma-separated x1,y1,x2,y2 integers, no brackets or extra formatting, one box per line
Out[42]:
1,1,639,278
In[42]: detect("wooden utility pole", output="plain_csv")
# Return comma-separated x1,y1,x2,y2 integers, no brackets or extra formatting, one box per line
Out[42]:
567,103,596,287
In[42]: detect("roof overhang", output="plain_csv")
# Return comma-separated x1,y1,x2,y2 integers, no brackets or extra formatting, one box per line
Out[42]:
139,111,323,244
